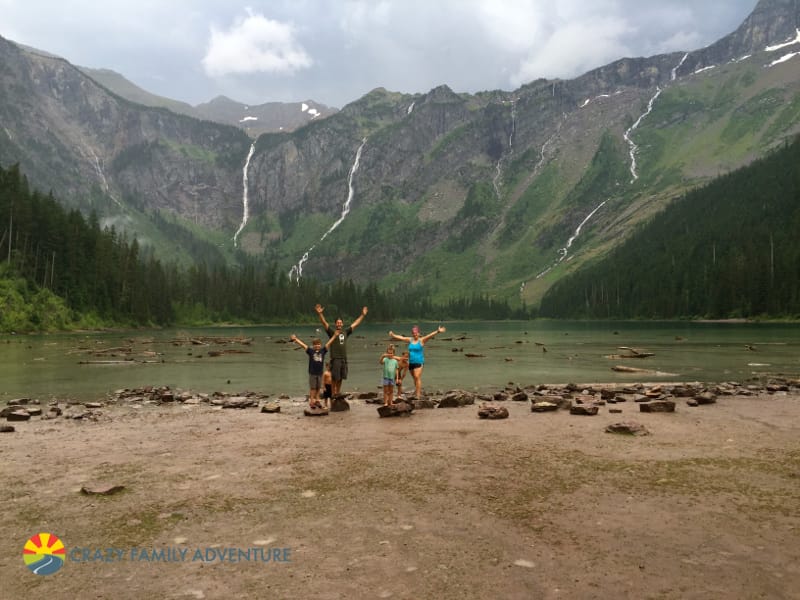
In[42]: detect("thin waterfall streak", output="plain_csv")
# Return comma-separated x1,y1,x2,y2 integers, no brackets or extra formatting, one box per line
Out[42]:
493,99,517,198
233,142,256,248
563,200,606,255
536,200,606,279
623,87,662,182
671,53,689,80
290,138,367,281
87,146,122,207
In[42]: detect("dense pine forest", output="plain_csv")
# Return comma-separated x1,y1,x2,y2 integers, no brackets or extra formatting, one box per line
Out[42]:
539,136,800,319
0,163,522,332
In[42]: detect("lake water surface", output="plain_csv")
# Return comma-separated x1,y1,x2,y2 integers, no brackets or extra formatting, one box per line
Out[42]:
1,321,798,402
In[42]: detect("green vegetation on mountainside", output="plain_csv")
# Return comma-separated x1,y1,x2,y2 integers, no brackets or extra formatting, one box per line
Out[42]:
538,135,800,319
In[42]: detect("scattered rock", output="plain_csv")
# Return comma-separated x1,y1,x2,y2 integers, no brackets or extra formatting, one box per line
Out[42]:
569,405,599,416
261,402,281,414
304,406,329,417
80,484,126,496
438,390,476,408
5,409,31,421
331,396,350,412
477,403,509,419
531,401,559,413
412,397,436,409
0,425,15,432
694,392,717,405
222,397,256,409
605,422,650,436
639,400,676,413
377,401,414,418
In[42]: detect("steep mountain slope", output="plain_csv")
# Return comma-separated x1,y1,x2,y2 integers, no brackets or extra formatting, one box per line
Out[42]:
538,134,800,318
0,36,250,232
0,0,798,308
78,66,196,115
79,65,338,136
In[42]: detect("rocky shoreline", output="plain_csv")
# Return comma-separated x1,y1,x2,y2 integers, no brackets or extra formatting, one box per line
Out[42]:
2,377,798,429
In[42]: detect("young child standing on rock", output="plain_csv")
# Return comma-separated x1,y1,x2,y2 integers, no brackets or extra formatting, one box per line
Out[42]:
322,362,333,409
395,350,409,398
290,334,334,409
379,344,400,407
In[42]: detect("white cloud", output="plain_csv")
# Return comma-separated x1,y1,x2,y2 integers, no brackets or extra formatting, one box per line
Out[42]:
202,10,312,77
510,16,632,86
475,0,546,53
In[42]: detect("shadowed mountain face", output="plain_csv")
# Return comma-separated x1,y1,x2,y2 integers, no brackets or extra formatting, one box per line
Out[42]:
1,0,799,305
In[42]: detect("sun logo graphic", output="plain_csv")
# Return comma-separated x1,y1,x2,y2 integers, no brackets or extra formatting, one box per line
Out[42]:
23,532,66,575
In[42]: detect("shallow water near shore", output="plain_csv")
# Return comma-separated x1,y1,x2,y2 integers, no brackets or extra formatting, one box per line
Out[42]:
1,320,798,402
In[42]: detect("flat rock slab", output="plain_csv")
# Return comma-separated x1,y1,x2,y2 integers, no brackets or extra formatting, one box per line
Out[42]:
377,402,414,418
304,406,330,416
531,401,559,413
0,425,15,433
639,400,676,413
81,484,126,496
5,410,31,421
570,405,599,416
260,402,281,413
605,422,650,436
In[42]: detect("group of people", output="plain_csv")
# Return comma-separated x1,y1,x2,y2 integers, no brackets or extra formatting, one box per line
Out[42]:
290,304,446,410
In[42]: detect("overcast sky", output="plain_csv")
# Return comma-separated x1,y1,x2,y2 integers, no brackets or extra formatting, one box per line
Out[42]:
0,1,758,109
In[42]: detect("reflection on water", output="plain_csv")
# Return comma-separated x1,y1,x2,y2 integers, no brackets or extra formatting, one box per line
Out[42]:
1,321,798,402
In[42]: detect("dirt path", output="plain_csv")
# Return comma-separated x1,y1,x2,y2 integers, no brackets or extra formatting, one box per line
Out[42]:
2,393,799,599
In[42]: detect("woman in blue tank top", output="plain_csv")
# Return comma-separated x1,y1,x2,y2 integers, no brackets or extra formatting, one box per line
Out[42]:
389,324,446,401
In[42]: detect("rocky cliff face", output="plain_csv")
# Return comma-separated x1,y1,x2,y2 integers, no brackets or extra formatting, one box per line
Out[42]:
0,37,250,229
1,0,799,302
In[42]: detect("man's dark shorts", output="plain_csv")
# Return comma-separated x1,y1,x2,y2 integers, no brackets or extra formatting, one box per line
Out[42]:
331,358,348,381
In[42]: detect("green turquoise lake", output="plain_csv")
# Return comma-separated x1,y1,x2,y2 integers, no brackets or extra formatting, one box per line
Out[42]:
1,321,798,402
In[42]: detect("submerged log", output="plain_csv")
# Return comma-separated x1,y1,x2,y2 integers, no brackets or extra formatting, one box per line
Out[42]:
611,365,651,373
78,360,138,365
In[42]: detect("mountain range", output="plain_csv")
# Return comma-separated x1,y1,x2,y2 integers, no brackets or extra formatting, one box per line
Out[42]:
0,0,798,309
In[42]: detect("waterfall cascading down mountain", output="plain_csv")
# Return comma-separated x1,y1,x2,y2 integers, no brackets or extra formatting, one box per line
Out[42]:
288,138,367,281
535,200,607,279
625,53,689,184
623,87,662,183
233,142,256,248
87,146,122,207
492,98,517,198
535,51,692,283
671,53,689,81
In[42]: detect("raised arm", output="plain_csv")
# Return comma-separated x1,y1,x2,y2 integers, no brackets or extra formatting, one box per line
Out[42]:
350,306,368,331
389,330,411,343
315,304,330,331
290,333,308,350
325,335,335,350
421,325,446,343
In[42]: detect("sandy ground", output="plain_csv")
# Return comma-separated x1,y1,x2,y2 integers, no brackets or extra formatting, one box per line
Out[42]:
1,391,800,600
